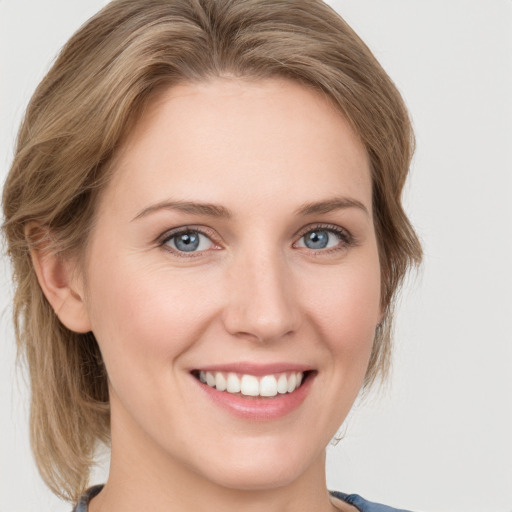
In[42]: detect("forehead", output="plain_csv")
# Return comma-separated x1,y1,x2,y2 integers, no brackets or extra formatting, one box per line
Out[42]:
101,78,372,219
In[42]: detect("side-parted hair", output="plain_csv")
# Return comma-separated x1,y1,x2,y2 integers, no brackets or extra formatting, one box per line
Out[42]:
2,0,422,502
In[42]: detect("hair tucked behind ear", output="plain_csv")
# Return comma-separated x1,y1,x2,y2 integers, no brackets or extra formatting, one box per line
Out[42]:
2,0,421,501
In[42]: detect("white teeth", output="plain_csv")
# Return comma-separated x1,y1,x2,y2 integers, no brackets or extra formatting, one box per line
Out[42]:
226,372,241,393
206,372,215,387
215,372,227,391
198,370,305,397
241,375,259,396
259,375,278,397
277,374,288,394
287,373,297,393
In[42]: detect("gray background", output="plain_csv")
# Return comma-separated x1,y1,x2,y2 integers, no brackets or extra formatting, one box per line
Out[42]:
1,1,511,511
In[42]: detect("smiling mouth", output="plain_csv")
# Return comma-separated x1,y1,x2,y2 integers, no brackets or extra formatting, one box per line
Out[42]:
191,370,314,398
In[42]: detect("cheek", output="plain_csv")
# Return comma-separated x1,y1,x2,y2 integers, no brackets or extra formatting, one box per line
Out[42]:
301,253,381,363
84,253,219,372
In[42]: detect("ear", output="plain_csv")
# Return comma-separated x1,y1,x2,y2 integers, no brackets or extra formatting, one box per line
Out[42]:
28,227,92,334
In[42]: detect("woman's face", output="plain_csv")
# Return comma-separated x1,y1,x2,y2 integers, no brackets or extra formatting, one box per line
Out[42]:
79,78,381,490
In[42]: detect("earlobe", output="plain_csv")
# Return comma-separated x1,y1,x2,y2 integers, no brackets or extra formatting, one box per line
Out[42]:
28,227,92,334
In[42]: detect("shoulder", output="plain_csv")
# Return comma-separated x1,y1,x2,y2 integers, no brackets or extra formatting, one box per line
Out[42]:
330,491,415,512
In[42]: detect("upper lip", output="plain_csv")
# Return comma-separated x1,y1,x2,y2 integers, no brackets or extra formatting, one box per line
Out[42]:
192,362,314,376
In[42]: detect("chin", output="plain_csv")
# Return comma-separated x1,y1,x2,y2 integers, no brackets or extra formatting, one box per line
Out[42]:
203,463,308,492
186,435,325,492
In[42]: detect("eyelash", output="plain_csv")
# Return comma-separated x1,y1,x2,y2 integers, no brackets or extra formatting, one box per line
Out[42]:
294,223,355,254
158,226,220,258
158,223,355,257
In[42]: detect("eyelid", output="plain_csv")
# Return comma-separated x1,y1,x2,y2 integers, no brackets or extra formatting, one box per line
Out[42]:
293,223,356,251
155,222,355,257
294,223,353,241
157,225,222,254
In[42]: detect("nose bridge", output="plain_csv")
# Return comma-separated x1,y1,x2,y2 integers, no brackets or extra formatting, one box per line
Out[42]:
223,242,300,342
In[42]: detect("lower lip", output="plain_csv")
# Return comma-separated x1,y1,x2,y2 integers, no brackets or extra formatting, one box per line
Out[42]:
193,373,315,421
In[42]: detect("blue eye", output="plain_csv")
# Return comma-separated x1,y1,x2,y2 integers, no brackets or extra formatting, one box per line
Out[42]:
297,228,345,250
165,230,214,252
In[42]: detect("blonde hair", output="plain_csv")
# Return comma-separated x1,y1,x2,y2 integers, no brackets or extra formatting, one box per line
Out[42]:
2,0,422,502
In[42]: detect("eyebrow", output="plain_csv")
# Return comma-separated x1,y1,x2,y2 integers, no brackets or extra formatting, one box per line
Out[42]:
132,196,369,221
295,197,369,217
132,200,232,221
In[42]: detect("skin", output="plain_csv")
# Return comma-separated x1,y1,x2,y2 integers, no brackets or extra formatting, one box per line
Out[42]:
36,78,381,512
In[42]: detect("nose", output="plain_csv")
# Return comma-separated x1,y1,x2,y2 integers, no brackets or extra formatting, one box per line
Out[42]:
222,248,301,343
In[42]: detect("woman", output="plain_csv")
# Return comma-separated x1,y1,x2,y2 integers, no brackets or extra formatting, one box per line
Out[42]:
2,1,421,511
